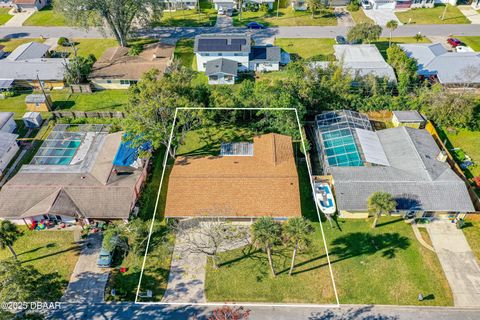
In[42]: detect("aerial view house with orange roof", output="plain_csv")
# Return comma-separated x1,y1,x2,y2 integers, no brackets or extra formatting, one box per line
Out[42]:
165,133,301,220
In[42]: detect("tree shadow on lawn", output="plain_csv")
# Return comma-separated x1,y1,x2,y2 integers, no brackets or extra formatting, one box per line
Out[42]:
20,245,81,264
17,243,57,257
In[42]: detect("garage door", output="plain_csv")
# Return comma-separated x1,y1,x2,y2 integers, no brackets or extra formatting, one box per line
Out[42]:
375,0,396,9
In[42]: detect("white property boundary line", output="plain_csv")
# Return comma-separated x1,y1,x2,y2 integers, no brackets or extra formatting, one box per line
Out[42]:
135,107,340,307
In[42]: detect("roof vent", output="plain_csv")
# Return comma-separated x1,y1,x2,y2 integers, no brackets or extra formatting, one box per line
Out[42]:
436,150,447,162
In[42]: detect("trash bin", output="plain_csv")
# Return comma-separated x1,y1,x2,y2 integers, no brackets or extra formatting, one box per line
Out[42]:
456,219,465,229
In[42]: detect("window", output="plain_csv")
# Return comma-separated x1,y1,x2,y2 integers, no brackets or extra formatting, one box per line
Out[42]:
210,75,218,80
225,76,233,81
120,80,130,85
106,80,112,84
205,53,210,56
238,63,242,67
234,53,241,56
218,53,223,56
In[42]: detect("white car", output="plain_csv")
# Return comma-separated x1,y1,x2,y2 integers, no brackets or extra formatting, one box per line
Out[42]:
361,0,372,9
218,8,225,15
456,46,474,53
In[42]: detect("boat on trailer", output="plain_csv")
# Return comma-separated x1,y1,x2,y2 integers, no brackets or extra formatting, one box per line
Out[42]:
314,182,336,215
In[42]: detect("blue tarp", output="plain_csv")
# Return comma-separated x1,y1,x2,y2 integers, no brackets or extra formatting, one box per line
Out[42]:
113,136,152,167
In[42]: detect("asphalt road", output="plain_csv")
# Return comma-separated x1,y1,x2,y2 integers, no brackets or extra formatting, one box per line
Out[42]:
0,24,480,40
47,303,480,320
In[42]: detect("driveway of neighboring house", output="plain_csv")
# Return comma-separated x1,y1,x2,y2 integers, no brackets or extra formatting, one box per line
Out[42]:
458,5,480,24
363,9,402,26
335,7,355,28
215,14,232,28
426,220,480,307
62,233,110,303
2,8,35,27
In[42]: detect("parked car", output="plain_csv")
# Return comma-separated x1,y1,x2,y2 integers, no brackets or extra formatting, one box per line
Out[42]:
447,38,462,47
226,8,233,17
218,7,225,15
246,22,265,29
335,35,347,45
97,248,113,268
361,0,372,9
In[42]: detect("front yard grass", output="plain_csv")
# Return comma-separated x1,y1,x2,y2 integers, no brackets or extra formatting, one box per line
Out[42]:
0,38,44,53
464,216,480,263
233,7,337,27
396,5,470,24
349,8,374,24
23,5,67,26
206,174,453,305
151,0,216,27
456,36,480,51
373,36,432,58
274,38,335,60
0,228,80,297
0,8,12,25
55,38,118,59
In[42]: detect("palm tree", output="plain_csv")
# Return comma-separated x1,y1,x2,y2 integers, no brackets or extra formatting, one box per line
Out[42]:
367,192,397,228
284,217,314,275
306,0,319,18
251,217,282,277
413,33,424,43
0,221,23,259
386,20,398,48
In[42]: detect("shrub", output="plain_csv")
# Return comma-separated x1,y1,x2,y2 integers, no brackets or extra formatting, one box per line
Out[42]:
2,91,15,98
347,1,360,11
58,37,70,47
128,44,143,56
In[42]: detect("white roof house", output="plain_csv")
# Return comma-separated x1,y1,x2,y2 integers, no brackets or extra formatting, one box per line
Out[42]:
399,43,480,86
0,112,16,133
334,45,397,83
6,42,50,61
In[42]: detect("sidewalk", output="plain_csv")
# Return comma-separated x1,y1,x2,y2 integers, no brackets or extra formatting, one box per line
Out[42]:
3,8,35,27
426,220,480,307
458,5,480,24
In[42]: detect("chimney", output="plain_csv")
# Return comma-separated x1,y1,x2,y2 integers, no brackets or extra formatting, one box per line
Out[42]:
436,150,447,162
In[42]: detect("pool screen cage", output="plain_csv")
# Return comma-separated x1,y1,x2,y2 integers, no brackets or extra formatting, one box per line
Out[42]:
315,110,373,173
30,124,109,166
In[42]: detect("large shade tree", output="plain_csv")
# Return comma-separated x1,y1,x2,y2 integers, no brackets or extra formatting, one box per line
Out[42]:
0,221,22,260
346,23,382,44
56,0,159,47
367,192,397,228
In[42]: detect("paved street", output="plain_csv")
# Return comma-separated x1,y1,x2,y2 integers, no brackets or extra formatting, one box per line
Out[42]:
47,303,480,320
426,221,480,307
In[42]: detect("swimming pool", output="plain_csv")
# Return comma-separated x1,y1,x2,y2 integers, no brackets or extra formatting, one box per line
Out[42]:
30,134,83,166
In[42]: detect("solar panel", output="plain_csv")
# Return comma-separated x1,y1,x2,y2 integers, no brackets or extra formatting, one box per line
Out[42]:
220,142,253,156
197,37,247,52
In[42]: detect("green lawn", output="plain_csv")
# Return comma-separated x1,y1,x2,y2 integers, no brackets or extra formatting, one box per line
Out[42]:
55,38,118,59
206,215,453,305
349,8,374,24
441,128,480,178
174,38,196,70
0,228,79,298
464,217,480,263
233,7,337,26
0,8,12,25
0,38,44,53
152,0,216,27
457,36,480,51
274,38,335,60
373,36,432,58
396,5,470,24
23,5,67,26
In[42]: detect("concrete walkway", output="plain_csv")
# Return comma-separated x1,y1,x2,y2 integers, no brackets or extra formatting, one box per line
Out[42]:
363,9,402,26
458,5,480,24
43,37,60,50
426,220,480,307
3,8,35,27
411,224,435,252
62,233,110,303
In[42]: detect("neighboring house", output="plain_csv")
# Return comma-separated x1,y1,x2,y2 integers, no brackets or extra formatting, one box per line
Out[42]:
0,124,150,226
315,110,474,218
409,0,435,8
205,58,238,85
90,42,175,90
12,0,47,11
0,42,66,90
160,0,198,10
194,34,283,84
0,132,19,176
291,0,308,10
392,110,426,129
399,43,480,87
165,133,301,220
333,45,397,83
473,0,480,10
247,0,275,9
0,112,17,133
25,94,52,112
213,0,235,10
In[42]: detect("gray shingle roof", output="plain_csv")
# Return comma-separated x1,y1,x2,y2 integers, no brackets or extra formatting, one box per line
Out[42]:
205,58,238,76
0,132,18,154
194,34,251,53
331,126,474,212
6,42,50,61
334,44,397,83
399,43,480,85
0,112,14,129
25,94,47,103
0,59,66,81
393,110,425,123
249,46,281,63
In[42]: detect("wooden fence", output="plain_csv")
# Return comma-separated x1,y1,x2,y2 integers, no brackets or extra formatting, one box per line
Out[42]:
51,111,126,119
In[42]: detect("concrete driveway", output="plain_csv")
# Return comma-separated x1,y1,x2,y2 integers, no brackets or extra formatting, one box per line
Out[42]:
62,233,110,303
426,220,480,307
363,9,402,26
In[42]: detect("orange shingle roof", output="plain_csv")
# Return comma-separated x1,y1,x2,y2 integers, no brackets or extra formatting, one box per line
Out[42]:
165,133,301,218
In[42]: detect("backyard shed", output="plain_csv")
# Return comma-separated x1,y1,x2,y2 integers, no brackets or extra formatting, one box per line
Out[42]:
392,111,426,129
25,94,52,112
0,112,16,133
22,112,43,129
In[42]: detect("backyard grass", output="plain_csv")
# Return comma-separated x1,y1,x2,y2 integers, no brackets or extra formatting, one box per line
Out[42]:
206,215,453,305
0,8,12,25
0,228,79,297
23,5,67,26
0,90,129,119
174,38,196,70
55,38,118,59
151,0,216,27
233,7,337,26
373,36,432,58
440,128,480,178
274,38,335,60
456,36,480,51
464,215,480,263
0,38,44,53
396,5,470,25
349,8,374,24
